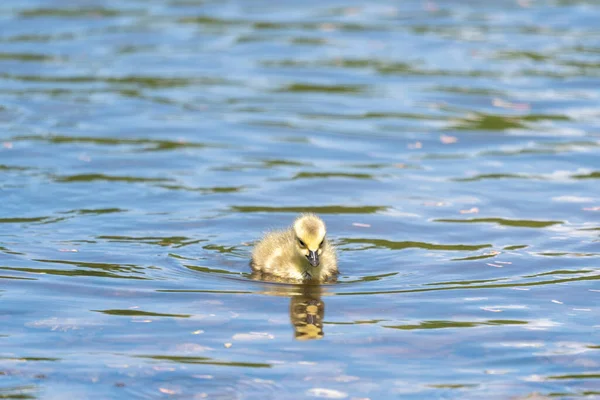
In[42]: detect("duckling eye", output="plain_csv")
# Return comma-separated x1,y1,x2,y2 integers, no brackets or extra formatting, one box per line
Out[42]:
297,238,306,248
319,239,324,247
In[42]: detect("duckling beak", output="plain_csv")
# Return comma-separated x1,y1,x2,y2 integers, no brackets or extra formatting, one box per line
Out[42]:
307,250,319,267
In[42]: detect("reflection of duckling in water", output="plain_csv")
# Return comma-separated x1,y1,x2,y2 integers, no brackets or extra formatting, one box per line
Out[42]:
290,285,325,340
250,213,338,282
256,283,327,340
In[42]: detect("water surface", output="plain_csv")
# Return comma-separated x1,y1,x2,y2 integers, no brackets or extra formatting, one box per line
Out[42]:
1,0,599,399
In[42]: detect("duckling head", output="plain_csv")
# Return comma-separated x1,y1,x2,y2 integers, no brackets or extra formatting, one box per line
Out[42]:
293,214,327,268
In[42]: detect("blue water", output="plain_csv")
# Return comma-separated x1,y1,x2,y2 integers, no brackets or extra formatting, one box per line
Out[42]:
1,0,599,399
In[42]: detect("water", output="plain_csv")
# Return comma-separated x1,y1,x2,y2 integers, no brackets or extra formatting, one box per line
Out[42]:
1,0,599,398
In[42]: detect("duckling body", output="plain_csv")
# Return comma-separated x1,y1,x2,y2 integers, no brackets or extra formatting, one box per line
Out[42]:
251,214,338,282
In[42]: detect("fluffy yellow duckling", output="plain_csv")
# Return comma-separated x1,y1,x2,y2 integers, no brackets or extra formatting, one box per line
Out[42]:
251,213,338,282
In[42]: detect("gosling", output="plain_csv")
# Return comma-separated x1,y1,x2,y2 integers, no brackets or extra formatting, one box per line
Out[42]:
251,214,338,282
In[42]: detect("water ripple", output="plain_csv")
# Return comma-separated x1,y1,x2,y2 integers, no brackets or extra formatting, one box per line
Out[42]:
1,0,599,398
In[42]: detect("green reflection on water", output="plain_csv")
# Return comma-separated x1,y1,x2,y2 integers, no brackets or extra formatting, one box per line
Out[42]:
384,320,527,330
0,245,24,255
33,259,141,271
276,83,367,94
525,269,596,277
261,58,499,78
184,264,240,275
434,218,562,228
0,52,59,62
292,172,374,180
450,113,569,131
214,159,308,172
572,171,600,179
289,37,328,45
452,253,497,261
0,266,146,280
538,252,597,257
98,235,202,247
158,184,246,193
342,272,399,283
20,7,121,17
53,174,170,183
340,238,491,251
202,244,247,256
261,159,307,167
548,374,600,380
180,16,374,33
0,357,59,362
432,85,501,96
1,33,75,43
156,289,253,294
495,50,551,61
231,206,387,214
0,385,37,399
1,258,147,280
0,165,29,171
455,173,533,182
325,319,386,326
0,73,231,90
15,134,212,151
0,217,52,224
548,392,600,398
1,75,229,89
426,278,503,286
65,208,125,215
504,245,528,250
427,384,478,389
0,275,37,281
301,111,444,121
93,309,190,318
138,355,271,368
